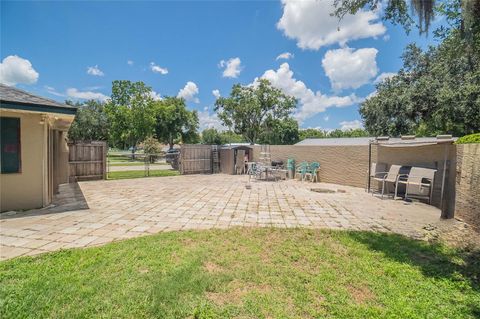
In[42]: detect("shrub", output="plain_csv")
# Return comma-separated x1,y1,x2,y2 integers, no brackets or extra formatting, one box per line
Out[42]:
139,137,163,162
455,133,480,144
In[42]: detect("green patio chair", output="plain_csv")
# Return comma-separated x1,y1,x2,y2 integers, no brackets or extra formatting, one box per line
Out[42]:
304,162,320,182
295,161,309,181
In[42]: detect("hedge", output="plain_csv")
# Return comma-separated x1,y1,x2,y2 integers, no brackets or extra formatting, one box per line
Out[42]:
455,133,480,144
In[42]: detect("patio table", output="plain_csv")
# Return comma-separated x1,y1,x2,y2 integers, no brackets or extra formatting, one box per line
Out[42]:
256,165,276,181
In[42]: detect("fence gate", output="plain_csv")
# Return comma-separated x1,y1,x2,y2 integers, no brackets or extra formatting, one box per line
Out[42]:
180,144,212,174
68,141,107,182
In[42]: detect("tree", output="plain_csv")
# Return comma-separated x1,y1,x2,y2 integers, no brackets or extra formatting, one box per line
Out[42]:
104,80,157,149
298,128,369,140
259,118,300,145
139,136,163,163
201,128,246,145
201,128,223,145
333,0,479,36
328,128,369,138
215,79,297,144
67,100,109,142
299,129,327,140
219,131,245,144
154,97,199,149
360,29,480,136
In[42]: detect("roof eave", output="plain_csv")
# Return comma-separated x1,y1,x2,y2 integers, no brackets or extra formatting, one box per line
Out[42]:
0,100,77,115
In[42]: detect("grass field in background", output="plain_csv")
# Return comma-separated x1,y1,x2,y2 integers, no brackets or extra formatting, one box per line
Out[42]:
108,155,145,163
107,169,179,180
1,228,479,318
109,162,170,167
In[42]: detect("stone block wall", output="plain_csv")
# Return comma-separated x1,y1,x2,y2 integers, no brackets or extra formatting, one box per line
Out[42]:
455,143,480,229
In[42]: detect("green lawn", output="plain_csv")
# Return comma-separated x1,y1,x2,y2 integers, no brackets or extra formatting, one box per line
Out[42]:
1,228,479,318
107,169,179,180
108,153,146,163
109,162,170,167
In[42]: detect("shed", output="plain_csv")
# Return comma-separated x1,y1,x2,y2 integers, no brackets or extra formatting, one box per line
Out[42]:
0,84,77,211
219,145,253,175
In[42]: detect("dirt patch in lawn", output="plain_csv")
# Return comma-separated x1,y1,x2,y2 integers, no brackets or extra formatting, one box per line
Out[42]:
206,279,273,306
203,261,223,273
347,284,375,304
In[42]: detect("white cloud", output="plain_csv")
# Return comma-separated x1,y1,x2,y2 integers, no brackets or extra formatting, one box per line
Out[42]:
150,62,168,75
254,63,360,123
374,72,396,84
322,47,379,91
198,110,226,131
149,90,162,101
87,65,104,76
219,57,242,78
340,120,363,130
177,81,199,103
276,52,294,60
0,55,39,86
44,85,65,97
127,60,134,66
84,85,103,91
324,115,329,121
212,89,221,99
277,0,386,50
66,88,108,101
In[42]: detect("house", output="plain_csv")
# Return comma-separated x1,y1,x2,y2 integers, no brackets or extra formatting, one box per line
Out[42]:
0,84,77,212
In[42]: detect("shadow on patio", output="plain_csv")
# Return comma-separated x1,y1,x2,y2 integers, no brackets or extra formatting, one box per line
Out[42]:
0,182,89,220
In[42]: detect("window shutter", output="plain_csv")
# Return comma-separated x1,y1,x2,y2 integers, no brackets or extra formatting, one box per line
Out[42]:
1,117,21,173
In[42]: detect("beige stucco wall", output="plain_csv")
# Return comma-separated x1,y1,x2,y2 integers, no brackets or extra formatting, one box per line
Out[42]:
252,145,370,188
455,144,480,229
1,111,45,211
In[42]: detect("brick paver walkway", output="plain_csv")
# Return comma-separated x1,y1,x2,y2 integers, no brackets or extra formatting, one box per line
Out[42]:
0,175,463,260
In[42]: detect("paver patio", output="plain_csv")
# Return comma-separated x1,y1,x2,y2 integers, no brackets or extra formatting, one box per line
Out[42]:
0,174,473,260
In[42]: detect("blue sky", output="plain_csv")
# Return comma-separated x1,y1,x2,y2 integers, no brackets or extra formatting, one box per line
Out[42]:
1,1,441,130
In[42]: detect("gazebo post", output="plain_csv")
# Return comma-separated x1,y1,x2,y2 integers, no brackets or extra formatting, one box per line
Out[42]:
367,140,372,192
440,143,449,218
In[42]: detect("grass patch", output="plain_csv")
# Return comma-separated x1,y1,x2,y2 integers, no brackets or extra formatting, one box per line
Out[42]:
108,157,145,163
1,228,479,318
109,162,170,167
107,169,179,180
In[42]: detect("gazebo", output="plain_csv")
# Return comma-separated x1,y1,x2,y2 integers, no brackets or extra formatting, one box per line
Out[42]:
367,135,456,218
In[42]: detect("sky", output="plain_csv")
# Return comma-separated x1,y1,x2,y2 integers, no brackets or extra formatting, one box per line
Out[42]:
0,0,442,131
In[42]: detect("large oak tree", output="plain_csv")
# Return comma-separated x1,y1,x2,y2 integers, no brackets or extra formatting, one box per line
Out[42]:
214,79,297,144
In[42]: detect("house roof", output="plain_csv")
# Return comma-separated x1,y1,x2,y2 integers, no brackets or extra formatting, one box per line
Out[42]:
295,137,372,146
220,145,253,150
295,136,456,147
0,84,76,115
374,137,457,147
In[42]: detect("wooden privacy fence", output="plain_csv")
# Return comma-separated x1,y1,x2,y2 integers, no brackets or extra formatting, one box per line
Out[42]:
180,144,212,174
68,141,107,182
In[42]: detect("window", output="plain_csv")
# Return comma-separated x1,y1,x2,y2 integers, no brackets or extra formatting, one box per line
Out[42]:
1,117,21,173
